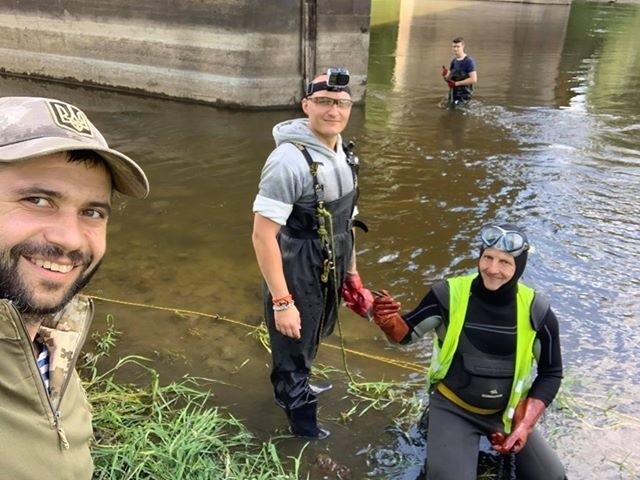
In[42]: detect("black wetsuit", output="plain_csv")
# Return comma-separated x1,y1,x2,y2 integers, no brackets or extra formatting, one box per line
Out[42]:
402,275,565,480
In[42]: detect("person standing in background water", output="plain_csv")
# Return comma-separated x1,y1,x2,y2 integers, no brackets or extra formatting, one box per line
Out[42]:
442,36,478,108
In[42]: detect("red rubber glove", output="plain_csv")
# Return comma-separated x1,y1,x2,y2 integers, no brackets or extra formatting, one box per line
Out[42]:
447,80,456,88
495,398,546,454
489,432,507,452
372,291,409,342
441,65,449,77
341,272,374,319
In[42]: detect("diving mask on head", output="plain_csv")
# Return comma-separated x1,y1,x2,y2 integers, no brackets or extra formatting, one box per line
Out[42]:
480,225,529,258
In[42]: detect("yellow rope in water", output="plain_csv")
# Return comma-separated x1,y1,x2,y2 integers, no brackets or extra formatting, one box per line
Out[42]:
87,294,426,374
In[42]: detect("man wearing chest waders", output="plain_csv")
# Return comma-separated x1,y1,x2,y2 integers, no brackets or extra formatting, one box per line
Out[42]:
442,36,478,108
372,223,567,479
252,68,374,439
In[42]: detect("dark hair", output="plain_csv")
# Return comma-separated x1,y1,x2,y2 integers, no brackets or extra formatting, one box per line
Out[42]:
66,149,108,167
66,150,115,197
452,37,465,44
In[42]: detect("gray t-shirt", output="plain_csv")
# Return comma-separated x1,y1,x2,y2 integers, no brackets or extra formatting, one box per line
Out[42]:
253,118,355,225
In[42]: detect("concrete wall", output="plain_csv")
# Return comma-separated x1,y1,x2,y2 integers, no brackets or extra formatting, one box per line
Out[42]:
0,0,371,107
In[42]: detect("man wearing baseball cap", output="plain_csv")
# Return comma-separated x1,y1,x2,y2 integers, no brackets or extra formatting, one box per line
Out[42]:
0,96,149,478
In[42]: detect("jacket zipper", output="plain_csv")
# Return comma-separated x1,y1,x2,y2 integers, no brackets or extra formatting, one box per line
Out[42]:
9,299,94,450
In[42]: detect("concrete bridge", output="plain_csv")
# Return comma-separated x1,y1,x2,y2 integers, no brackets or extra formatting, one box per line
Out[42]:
0,0,569,108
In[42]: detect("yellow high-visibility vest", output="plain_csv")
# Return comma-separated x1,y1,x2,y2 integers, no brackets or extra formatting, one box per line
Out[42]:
428,274,537,433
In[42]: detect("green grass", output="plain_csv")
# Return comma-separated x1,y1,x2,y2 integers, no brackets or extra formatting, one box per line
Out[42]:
81,316,307,480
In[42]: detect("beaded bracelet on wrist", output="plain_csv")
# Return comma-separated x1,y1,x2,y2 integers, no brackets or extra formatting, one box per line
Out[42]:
273,300,295,312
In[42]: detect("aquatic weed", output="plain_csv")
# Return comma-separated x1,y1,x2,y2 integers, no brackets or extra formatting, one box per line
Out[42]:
82,317,307,480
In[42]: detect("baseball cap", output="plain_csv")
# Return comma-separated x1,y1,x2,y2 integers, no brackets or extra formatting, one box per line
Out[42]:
0,96,149,198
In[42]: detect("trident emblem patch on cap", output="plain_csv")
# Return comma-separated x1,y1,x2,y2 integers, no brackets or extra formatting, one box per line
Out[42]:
46,100,93,137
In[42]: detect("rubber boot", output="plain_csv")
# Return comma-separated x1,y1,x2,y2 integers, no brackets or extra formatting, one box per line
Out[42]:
286,403,330,440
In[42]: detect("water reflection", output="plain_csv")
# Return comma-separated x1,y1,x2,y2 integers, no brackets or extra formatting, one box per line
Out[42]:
2,0,640,478
365,2,640,478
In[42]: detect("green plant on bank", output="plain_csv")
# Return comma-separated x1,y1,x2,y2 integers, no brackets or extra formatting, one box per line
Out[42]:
81,316,307,480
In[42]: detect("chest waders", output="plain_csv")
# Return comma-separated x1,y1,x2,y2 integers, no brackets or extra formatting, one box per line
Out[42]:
266,142,359,423
450,67,473,105
295,142,360,357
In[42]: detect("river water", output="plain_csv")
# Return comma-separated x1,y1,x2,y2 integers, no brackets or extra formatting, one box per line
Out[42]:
2,0,639,478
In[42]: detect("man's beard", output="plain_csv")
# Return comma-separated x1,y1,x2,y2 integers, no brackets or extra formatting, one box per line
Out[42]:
0,242,101,315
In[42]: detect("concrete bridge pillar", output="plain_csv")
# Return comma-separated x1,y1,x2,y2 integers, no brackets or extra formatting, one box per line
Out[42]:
0,0,370,107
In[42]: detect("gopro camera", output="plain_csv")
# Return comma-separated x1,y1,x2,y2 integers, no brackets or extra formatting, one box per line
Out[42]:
327,67,350,87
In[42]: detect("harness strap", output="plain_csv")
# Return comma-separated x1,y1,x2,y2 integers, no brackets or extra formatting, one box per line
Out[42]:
351,218,368,233
293,143,325,203
343,140,359,203
293,140,360,203
292,143,345,359
293,144,335,283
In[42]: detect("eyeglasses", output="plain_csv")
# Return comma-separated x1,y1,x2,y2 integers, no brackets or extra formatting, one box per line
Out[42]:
307,96,353,109
480,225,529,257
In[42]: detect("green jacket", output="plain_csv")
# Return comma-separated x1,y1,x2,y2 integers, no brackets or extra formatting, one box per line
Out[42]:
0,296,94,479
428,274,537,433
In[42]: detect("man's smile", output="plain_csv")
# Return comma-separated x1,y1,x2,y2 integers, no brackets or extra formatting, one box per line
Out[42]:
28,257,76,274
